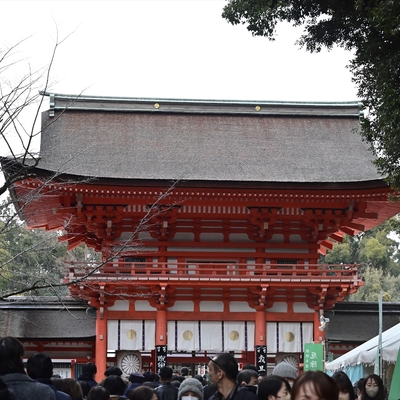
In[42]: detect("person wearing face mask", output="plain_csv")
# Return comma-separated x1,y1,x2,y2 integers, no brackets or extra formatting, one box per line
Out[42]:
178,378,204,400
208,353,258,400
257,376,290,400
237,370,259,395
332,371,356,400
362,375,385,400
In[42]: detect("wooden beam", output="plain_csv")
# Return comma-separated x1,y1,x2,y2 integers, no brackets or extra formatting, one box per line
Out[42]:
344,222,365,231
329,233,344,243
340,227,356,236
319,240,334,250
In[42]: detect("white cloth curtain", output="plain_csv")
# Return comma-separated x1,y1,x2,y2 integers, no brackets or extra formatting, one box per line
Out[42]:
267,322,278,353
144,320,156,350
302,322,314,350
177,321,200,351
223,322,254,351
224,321,245,351
167,321,176,350
278,322,301,352
107,320,118,350
166,321,255,351
200,321,223,352
119,321,143,350
267,322,314,353
107,320,155,351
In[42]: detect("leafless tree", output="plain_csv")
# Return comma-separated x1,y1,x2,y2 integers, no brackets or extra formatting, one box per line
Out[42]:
0,36,56,196
0,35,183,304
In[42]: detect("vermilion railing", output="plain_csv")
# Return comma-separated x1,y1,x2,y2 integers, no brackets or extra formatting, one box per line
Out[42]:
65,262,361,282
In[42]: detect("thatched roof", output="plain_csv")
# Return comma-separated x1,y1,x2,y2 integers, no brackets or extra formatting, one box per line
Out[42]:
36,93,381,185
0,297,95,339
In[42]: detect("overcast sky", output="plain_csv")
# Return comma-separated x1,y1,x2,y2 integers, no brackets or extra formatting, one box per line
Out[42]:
2,0,358,102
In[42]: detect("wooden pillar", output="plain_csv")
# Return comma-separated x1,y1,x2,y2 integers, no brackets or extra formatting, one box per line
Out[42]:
255,310,266,347
95,309,107,382
70,363,75,379
156,308,167,346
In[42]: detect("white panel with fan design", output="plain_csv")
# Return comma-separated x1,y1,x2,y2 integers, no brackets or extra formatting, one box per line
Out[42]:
117,351,142,375
276,353,300,370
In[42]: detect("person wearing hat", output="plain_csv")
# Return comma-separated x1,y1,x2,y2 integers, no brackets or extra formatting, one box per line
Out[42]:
105,367,124,377
178,378,204,400
271,362,297,387
100,367,129,387
143,372,161,389
124,373,145,398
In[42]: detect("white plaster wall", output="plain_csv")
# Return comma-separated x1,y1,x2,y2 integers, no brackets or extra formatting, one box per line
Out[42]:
200,301,224,312
168,301,194,312
134,300,157,311
108,300,129,311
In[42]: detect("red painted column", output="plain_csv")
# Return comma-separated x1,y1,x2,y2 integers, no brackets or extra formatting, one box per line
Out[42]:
95,309,107,382
255,310,266,346
156,308,167,346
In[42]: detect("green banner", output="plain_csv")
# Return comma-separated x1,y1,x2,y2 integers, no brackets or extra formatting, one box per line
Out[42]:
388,348,400,400
304,343,324,371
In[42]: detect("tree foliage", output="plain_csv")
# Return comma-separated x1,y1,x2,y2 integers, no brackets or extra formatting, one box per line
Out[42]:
320,217,400,300
350,266,400,302
0,198,100,298
222,0,400,188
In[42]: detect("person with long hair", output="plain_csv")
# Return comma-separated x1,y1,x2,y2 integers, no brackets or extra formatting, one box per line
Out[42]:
63,378,84,400
332,371,356,400
362,375,385,400
355,378,364,400
291,371,338,400
257,376,290,400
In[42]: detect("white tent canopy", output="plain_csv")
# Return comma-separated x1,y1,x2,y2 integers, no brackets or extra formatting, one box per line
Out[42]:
325,323,400,371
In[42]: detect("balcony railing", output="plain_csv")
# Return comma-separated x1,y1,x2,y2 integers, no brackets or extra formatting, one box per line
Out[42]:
65,262,361,284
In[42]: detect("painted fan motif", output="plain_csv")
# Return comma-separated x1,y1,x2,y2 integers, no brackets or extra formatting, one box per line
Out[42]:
281,355,299,369
121,353,141,374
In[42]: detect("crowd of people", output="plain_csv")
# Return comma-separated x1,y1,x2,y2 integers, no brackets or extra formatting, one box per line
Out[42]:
0,336,388,400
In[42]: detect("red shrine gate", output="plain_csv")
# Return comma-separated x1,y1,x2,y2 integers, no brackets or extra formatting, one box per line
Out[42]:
3,93,400,379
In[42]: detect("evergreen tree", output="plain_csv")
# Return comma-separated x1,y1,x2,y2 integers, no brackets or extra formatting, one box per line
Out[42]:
320,217,400,300
223,0,400,189
0,198,99,298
